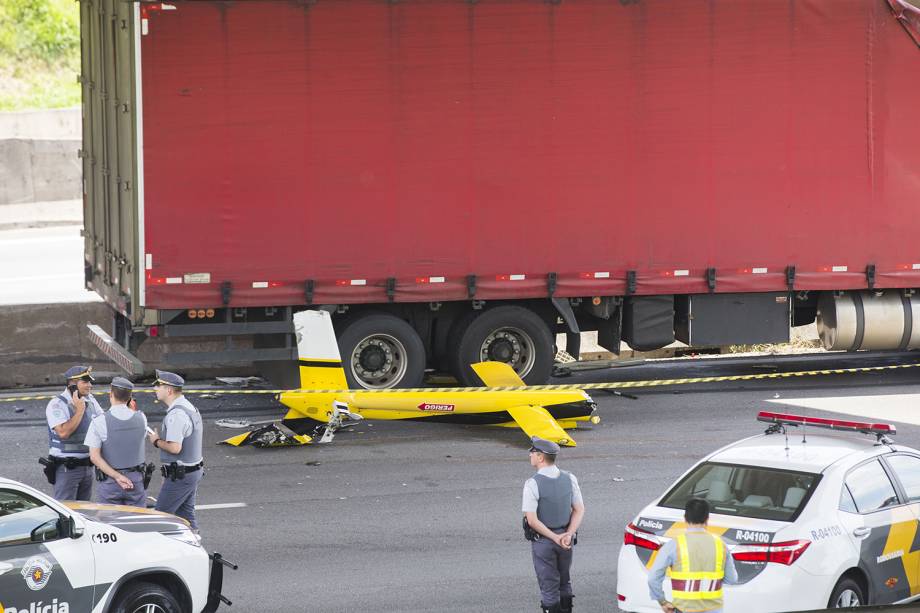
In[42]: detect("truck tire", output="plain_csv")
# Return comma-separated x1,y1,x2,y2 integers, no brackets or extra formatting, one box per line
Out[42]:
450,306,553,386
828,576,865,608
337,312,426,389
110,581,182,613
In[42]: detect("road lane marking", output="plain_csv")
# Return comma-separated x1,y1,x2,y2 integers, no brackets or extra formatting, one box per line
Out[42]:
195,502,248,510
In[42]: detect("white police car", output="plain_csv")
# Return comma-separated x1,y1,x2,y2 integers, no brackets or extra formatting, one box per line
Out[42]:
0,476,233,613
617,411,920,611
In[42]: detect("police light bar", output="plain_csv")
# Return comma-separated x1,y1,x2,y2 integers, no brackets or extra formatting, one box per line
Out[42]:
756,411,896,436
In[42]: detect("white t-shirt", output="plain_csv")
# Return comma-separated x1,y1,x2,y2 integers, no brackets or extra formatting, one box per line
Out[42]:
522,465,584,513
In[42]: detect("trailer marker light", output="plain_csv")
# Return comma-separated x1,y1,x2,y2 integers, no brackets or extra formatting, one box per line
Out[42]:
832,265,848,272
673,269,689,277
618,595,626,602
415,276,446,284
336,279,367,286
580,272,611,280
188,310,197,319
148,326,159,338
752,267,768,274
206,309,215,318
145,254,153,270
166,277,182,284
592,297,602,306
252,281,268,289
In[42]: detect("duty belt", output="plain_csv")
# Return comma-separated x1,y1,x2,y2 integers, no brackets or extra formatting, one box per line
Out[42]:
50,456,92,468
161,461,203,481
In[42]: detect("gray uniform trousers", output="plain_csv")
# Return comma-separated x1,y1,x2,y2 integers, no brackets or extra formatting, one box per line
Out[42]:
96,471,146,507
53,464,93,501
532,530,574,606
155,469,202,529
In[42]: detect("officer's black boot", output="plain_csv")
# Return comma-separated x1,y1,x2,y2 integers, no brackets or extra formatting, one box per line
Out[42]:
540,603,562,613
560,595,574,613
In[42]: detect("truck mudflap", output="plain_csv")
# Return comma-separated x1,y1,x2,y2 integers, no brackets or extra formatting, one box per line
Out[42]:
203,552,237,612
86,323,145,375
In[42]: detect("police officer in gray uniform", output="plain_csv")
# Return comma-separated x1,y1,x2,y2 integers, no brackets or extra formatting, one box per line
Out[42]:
43,365,105,501
522,436,585,613
146,370,204,530
84,377,149,507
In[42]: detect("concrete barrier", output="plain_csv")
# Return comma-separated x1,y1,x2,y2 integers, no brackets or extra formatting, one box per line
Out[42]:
0,138,81,204
0,302,116,388
0,107,82,205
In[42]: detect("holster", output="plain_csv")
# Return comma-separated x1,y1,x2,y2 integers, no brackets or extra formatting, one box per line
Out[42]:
523,516,537,542
143,462,155,489
38,456,57,485
94,467,107,482
160,461,186,482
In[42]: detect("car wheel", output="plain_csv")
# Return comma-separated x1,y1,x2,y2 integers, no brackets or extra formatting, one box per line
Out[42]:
450,305,554,386
828,576,865,608
337,312,426,389
111,581,182,613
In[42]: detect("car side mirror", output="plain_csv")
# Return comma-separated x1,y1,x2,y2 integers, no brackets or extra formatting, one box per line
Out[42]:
30,518,60,543
58,516,83,540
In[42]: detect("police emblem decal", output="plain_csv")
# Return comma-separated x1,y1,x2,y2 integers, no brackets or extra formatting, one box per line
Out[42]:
21,556,53,591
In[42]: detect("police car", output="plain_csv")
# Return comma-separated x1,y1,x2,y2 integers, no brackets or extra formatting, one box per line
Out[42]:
0,476,233,613
617,411,920,611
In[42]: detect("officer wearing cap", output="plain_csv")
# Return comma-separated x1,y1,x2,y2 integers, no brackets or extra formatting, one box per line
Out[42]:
84,377,149,507
146,370,204,530
43,365,105,500
522,436,585,613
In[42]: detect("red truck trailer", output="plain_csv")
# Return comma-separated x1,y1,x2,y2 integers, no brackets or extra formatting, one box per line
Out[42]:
82,0,920,388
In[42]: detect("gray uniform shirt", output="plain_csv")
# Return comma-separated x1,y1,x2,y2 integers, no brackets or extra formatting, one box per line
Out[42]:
46,393,104,457
162,396,202,465
522,465,584,513
84,405,148,447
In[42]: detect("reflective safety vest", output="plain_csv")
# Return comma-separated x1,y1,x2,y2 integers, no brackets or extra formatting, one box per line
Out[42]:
670,532,726,612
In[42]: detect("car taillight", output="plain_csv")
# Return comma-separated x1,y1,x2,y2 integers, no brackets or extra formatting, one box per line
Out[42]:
732,539,811,565
624,523,662,551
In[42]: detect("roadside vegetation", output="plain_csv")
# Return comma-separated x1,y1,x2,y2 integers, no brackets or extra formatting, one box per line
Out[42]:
0,0,80,111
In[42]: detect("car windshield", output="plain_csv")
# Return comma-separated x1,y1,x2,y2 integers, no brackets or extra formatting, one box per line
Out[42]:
659,462,820,522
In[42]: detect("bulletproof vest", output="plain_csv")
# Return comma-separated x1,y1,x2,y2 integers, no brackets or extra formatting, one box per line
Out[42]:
160,396,203,464
101,409,146,468
534,470,573,530
48,392,96,456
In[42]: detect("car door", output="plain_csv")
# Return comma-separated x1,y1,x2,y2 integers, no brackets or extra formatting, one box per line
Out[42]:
880,453,920,601
0,487,97,612
837,458,912,604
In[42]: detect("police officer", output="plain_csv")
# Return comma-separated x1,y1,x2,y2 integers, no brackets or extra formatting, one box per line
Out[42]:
146,370,204,531
43,365,105,501
648,499,738,613
84,377,149,507
523,436,585,613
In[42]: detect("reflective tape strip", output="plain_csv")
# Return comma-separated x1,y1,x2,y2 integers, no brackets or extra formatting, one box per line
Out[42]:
672,589,723,600
3,362,920,402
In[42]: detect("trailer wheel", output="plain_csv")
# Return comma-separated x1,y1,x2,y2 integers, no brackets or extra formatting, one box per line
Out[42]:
337,313,426,389
450,306,553,386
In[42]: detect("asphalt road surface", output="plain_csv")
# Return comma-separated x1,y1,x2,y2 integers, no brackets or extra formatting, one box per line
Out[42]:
3,354,920,612
0,225,98,305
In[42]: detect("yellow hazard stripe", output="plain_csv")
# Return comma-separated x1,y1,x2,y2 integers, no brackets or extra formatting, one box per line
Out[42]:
2,362,919,402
